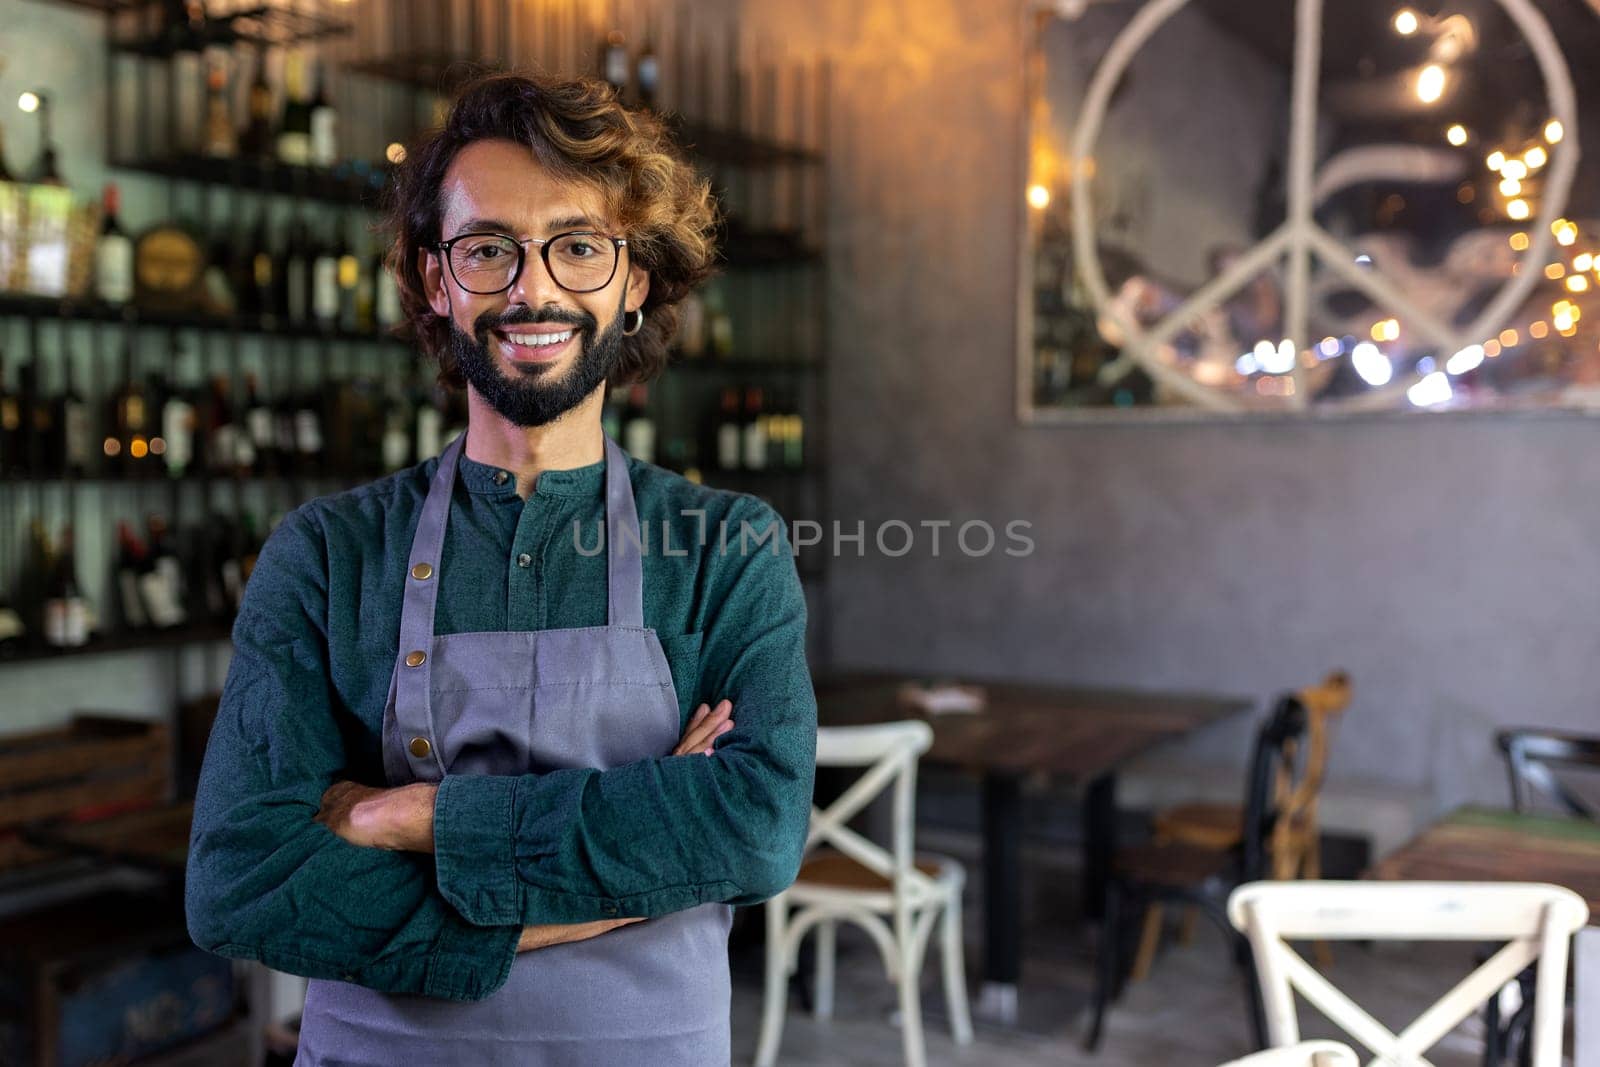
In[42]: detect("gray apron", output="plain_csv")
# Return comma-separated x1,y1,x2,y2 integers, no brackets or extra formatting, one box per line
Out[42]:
296,433,732,1067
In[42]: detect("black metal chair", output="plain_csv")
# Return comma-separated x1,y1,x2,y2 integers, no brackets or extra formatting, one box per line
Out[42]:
1082,695,1306,1053
1481,728,1600,1066
1497,729,1600,818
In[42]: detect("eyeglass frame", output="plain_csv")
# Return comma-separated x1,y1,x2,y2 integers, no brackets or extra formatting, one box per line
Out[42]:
429,230,630,296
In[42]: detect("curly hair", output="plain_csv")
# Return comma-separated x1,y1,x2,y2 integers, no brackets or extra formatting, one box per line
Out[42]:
382,70,720,389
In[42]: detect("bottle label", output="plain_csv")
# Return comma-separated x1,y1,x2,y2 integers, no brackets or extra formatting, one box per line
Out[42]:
296,408,322,454
44,597,88,647
383,425,410,471
623,422,656,465
96,237,135,303
376,272,401,327
310,108,338,167
143,558,187,628
63,402,91,467
278,131,311,166
120,568,149,628
164,398,194,475
743,422,767,469
248,407,273,448
717,424,741,469
313,257,340,321
415,408,442,460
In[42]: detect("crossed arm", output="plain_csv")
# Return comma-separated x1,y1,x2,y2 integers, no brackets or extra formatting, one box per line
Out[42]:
185,499,816,1002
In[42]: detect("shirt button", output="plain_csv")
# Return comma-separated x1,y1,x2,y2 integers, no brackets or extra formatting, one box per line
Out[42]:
493,470,509,486
409,737,432,758
601,902,619,917
517,553,532,568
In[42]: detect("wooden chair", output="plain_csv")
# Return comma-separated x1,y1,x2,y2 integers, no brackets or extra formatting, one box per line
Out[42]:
1082,695,1308,1052
1497,728,1600,818
1228,881,1590,1067
1217,1040,1358,1067
755,721,972,1067
1131,671,1351,981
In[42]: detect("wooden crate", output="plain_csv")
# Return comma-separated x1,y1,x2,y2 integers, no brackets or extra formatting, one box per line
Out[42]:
0,715,171,875
0,890,239,1067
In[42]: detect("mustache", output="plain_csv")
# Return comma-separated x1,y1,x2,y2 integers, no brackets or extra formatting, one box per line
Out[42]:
473,305,596,341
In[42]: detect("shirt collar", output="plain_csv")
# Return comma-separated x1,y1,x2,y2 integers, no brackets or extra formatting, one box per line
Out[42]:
455,448,607,498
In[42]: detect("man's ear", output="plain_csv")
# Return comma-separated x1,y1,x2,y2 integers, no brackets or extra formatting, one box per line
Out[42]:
420,247,451,318
624,262,649,313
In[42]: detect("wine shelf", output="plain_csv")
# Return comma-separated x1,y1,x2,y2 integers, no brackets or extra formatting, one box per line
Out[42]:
0,621,233,666
112,153,390,206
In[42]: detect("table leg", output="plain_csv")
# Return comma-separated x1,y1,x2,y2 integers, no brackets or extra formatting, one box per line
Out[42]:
1083,772,1117,921
979,772,1023,1024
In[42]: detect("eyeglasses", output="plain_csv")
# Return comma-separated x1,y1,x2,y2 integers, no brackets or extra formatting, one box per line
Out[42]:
431,230,629,295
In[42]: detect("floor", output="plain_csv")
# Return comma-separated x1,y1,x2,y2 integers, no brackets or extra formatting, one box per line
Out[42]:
726,834,1497,1066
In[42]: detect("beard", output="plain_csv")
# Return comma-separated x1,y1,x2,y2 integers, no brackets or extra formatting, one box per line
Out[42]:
448,301,625,428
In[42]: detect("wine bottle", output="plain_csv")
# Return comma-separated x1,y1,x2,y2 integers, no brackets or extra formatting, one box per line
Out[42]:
741,386,767,470
0,588,24,657
601,31,629,96
106,345,150,478
312,226,341,326
204,375,239,476
143,514,188,628
43,524,90,649
54,373,92,478
115,520,152,630
238,43,275,159
0,351,19,476
19,361,53,477
621,385,655,463
705,280,734,359
336,227,361,333
414,377,445,461
244,372,274,475
636,30,660,110
161,347,197,478
247,209,277,322
18,519,53,640
374,245,401,331
283,216,310,323
95,184,135,305
308,57,337,167
0,122,14,182
30,101,64,187
677,289,706,358
276,51,312,165
715,386,741,470
203,229,236,316
202,57,237,159
294,389,323,473
380,378,413,471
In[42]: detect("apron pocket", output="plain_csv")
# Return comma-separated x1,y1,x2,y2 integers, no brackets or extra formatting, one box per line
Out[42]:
657,631,703,721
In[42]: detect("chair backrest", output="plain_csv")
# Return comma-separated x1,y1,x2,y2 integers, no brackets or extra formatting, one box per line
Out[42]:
1497,729,1600,818
1578,926,1599,1067
1240,696,1309,883
809,721,934,893
1217,1039,1358,1067
1228,881,1590,1067
1268,672,1352,879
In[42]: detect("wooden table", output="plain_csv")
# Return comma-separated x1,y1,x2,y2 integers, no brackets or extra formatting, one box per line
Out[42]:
1370,807,1600,915
814,671,1253,1023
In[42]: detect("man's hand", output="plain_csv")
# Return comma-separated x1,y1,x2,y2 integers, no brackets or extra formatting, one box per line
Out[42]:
315,780,437,853
673,699,734,756
517,918,644,952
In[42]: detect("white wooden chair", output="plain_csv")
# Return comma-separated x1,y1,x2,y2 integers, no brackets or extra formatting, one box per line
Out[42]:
1228,881,1590,1067
754,721,973,1067
1219,1040,1358,1067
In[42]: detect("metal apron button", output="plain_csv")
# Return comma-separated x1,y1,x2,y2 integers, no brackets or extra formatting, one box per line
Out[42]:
409,737,431,758
405,650,427,667
411,562,434,580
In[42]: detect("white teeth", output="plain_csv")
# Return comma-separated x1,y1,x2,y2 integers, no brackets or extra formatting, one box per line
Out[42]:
504,330,573,347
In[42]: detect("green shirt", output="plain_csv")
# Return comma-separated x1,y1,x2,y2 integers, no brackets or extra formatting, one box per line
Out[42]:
185,447,817,1002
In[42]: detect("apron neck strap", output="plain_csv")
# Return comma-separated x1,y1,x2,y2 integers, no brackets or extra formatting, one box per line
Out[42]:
603,434,644,628
403,431,644,640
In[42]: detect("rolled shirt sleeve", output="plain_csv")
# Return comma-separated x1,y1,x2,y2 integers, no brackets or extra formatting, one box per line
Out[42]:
432,497,817,925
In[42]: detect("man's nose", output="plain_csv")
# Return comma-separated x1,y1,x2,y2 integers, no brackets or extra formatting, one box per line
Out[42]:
508,247,566,307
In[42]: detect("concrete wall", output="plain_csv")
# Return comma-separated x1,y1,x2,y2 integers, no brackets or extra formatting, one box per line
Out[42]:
747,0,1600,816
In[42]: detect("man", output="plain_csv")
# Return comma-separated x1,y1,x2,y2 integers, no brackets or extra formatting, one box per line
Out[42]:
185,71,817,1066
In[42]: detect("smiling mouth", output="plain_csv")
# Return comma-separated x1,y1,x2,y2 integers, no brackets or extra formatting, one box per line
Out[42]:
494,327,577,364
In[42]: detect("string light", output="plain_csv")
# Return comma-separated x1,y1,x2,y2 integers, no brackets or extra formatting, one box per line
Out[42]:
1524,145,1548,169
1507,199,1531,221
385,142,407,164
1417,65,1447,104
1500,178,1522,197
1394,8,1420,34
1027,184,1050,209
1484,339,1503,357
1446,124,1469,146
1501,159,1528,181
1530,320,1550,339
1500,328,1520,347
1509,232,1530,251
1566,274,1589,293
1486,150,1506,171
1545,119,1565,144
1545,263,1567,280
17,92,39,113
1574,253,1594,272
